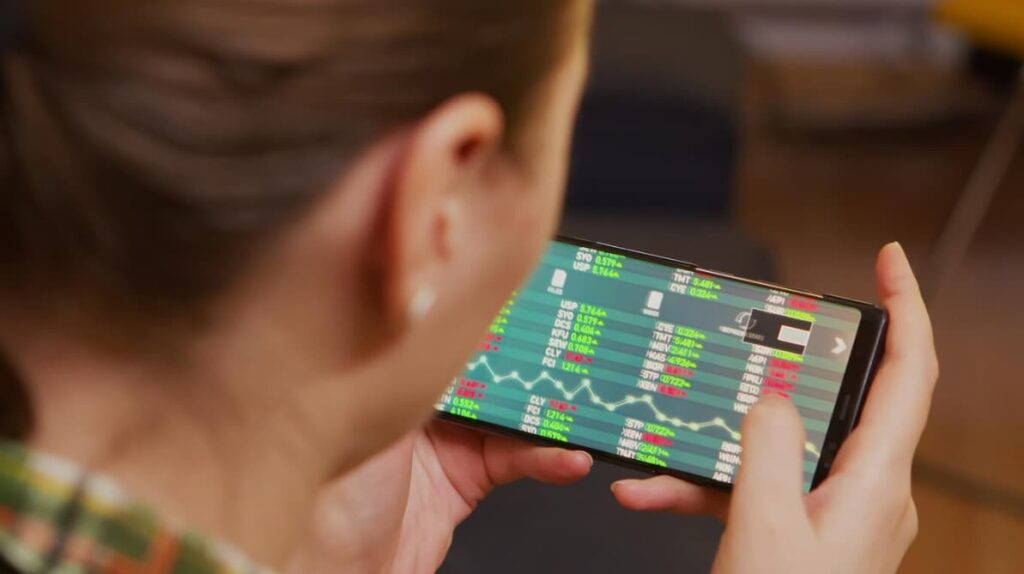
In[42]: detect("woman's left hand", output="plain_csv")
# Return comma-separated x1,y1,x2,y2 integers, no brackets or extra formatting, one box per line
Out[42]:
287,420,593,574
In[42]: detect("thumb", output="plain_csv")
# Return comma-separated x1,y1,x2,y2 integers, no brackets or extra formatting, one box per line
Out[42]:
730,396,808,522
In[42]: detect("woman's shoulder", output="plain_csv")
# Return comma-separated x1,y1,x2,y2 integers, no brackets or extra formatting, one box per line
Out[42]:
0,442,276,574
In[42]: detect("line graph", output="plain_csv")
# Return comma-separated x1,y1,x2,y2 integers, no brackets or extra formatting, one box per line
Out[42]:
463,355,822,459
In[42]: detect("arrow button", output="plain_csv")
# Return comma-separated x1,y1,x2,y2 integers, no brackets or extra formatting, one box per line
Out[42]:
832,337,848,355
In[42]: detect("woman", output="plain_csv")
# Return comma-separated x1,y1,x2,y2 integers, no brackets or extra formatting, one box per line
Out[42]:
0,1,938,573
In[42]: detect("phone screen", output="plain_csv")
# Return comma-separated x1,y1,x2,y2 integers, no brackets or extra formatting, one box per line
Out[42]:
436,238,880,492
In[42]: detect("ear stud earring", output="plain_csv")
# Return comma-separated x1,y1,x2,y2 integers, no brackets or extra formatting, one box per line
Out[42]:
407,288,436,323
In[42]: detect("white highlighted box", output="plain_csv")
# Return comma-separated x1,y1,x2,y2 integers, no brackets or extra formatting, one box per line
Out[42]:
778,325,811,347
550,269,568,289
646,291,664,311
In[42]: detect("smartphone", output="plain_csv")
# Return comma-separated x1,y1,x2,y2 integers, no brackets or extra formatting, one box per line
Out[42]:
435,237,887,492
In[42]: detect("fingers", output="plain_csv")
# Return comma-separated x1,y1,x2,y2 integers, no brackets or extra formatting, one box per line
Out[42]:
874,243,936,368
481,434,593,486
611,476,729,521
730,396,808,522
835,243,938,472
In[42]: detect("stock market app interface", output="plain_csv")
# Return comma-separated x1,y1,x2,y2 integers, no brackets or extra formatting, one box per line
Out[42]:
436,241,863,491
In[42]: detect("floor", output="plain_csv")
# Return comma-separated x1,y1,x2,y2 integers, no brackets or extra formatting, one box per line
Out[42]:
737,64,1024,573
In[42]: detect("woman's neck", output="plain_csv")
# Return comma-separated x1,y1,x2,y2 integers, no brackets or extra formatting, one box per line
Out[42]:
5,324,366,570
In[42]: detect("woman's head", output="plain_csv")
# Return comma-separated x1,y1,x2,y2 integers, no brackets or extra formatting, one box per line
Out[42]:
0,0,591,460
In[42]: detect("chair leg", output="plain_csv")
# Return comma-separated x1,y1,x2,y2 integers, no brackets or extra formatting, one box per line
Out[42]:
923,80,1024,300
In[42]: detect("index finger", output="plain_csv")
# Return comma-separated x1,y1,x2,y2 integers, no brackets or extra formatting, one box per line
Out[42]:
833,243,939,473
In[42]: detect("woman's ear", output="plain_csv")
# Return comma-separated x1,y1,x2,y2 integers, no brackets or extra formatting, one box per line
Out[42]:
382,93,505,327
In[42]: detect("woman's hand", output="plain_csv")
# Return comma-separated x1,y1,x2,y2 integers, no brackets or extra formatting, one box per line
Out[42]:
288,420,592,574
612,242,939,574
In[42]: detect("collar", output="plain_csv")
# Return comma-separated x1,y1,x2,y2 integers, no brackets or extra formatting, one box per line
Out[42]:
0,441,275,574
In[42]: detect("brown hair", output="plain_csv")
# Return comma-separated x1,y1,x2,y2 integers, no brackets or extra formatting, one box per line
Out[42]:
0,0,581,439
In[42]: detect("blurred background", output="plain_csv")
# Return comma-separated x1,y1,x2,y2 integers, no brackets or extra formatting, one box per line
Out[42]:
443,0,1024,572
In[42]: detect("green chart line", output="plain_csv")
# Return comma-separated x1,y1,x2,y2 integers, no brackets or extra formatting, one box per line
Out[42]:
463,355,822,459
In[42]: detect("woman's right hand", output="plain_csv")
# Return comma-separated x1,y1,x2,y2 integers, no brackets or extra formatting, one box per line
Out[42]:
612,242,939,574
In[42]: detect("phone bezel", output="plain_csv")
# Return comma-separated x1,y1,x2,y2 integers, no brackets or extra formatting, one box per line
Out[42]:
436,235,888,491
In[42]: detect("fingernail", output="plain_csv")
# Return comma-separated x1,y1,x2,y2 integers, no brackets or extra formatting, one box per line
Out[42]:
576,451,594,468
610,479,635,493
758,394,786,406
